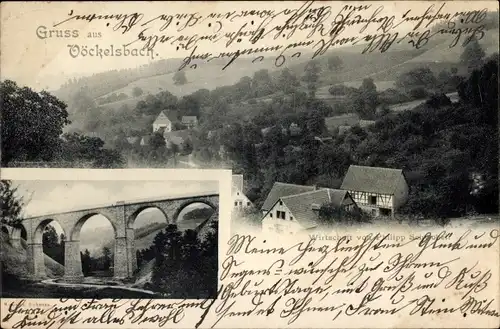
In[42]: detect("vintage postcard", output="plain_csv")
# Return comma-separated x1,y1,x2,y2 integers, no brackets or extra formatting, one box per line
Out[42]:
1,1,499,328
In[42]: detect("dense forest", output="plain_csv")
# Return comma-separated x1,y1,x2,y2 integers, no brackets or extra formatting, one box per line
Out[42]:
80,247,113,277
222,55,499,221
1,80,124,168
145,222,218,298
1,29,498,221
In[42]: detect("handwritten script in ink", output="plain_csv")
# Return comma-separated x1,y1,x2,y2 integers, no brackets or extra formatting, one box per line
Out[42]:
50,1,493,70
1,228,499,329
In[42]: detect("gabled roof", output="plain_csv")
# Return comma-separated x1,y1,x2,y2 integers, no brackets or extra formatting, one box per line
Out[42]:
278,189,350,229
232,174,244,192
261,182,316,211
182,116,198,124
154,111,171,124
340,165,405,195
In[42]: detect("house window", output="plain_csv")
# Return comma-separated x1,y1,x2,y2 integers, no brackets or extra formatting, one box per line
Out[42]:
290,216,293,221
270,213,273,218
247,202,250,206
276,211,286,219
234,201,238,207
369,196,377,205
279,200,283,205
239,201,242,207
237,192,239,196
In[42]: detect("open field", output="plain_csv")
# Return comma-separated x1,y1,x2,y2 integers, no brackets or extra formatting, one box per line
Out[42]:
98,57,304,100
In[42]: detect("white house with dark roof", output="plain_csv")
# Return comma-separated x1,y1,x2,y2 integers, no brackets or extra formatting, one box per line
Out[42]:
261,182,317,216
153,111,173,132
262,189,357,235
232,174,253,210
182,116,198,129
340,165,408,218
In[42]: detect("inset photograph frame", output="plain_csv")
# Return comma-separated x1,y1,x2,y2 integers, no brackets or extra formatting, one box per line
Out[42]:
0,168,231,299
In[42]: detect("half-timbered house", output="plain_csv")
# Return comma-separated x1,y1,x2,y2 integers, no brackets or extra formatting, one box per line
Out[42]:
261,182,317,216
261,189,357,235
340,165,408,218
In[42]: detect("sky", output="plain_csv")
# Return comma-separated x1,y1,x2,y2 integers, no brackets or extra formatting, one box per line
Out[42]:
2,1,497,90
11,180,218,230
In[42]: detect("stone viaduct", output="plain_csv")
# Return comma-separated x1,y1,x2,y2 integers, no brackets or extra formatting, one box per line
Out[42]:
1,192,218,281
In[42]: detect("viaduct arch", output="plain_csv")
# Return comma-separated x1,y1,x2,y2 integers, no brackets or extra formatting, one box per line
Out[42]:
8,193,218,281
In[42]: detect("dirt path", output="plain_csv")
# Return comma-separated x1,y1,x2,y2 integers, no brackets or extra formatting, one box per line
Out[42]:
41,278,160,296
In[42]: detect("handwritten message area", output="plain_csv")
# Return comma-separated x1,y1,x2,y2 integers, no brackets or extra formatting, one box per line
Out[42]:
44,1,494,70
1,226,499,328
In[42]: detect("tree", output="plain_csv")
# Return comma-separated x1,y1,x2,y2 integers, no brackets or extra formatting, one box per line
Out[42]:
360,78,379,118
327,56,343,71
81,249,92,276
43,225,65,265
150,220,218,298
234,76,252,100
59,132,124,168
0,181,25,225
251,69,275,98
152,224,183,292
150,131,166,150
132,86,144,97
319,204,371,225
102,246,112,270
315,144,351,179
178,95,201,117
395,67,437,92
460,35,485,72
349,78,379,119
278,68,300,94
198,219,218,297
458,57,498,111
173,70,188,85
303,60,321,98
1,80,71,166
306,110,325,135
42,225,59,249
